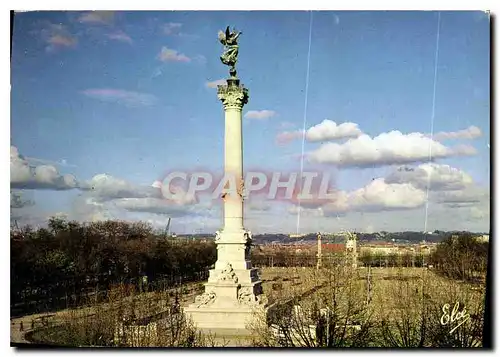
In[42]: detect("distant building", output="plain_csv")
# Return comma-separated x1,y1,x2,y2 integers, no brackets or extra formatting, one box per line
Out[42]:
475,234,489,243
360,245,397,256
289,233,307,238
359,242,436,256
322,243,345,253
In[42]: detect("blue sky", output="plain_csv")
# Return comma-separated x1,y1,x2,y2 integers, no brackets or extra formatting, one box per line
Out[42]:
10,11,490,234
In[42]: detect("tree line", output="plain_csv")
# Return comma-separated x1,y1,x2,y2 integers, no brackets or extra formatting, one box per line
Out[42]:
429,232,489,282
252,232,489,275
11,218,217,316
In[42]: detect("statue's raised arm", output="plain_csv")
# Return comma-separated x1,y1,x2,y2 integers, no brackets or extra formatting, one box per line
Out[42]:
229,27,242,43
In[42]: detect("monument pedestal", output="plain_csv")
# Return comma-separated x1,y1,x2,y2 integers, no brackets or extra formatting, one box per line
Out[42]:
185,299,265,330
184,230,267,331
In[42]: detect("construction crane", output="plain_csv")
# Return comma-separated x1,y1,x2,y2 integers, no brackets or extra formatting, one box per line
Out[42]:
164,218,171,237
11,219,20,231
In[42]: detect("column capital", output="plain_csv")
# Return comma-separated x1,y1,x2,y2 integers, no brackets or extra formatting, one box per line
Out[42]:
217,78,249,110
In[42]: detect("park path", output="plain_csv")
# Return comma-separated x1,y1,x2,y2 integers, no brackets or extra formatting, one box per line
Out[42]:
10,284,202,345
11,312,58,344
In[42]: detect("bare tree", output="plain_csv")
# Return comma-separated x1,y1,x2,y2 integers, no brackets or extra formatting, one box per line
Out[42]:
251,265,374,347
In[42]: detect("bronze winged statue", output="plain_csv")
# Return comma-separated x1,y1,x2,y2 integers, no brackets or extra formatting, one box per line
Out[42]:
218,26,242,78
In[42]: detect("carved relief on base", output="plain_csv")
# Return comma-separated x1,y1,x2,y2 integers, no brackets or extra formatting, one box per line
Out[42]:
237,286,267,307
194,291,216,308
218,263,239,284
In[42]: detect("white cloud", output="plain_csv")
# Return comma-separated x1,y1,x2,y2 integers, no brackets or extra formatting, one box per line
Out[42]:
111,197,197,217
163,22,182,35
306,120,363,142
283,162,489,232
433,185,489,206
290,178,426,216
320,190,351,213
307,131,477,167
161,22,198,39
276,120,362,145
10,146,78,190
38,22,77,52
277,121,482,148
433,125,482,140
69,195,116,223
205,79,226,88
80,174,160,201
107,31,133,44
469,206,489,220
158,46,191,62
319,179,426,215
76,175,201,217
349,178,426,210
82,89,158,107
244,110,276,120
24,156,76,168
68,188,201,224
385,163,474,191
276,130,305,145
282,199,488,234
288,205,324,217
47,34,77,48
295,163,486,217
280,121,296,129
246,198,272,212
165,185,198,205
78,11,115,25
10,146,31,182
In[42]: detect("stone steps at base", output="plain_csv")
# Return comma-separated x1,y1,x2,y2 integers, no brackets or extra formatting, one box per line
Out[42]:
198,328,256,347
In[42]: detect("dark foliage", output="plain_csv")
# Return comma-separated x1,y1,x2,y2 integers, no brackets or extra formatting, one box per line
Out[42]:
11,218,216,316
429,233,488,282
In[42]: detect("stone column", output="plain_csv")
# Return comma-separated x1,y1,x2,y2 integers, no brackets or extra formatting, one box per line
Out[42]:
216,78,248,269
345,233,358,269
184,78,267,332
316,232,322,269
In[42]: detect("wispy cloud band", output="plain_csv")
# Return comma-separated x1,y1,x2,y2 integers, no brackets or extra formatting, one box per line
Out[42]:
106,31,133,44
158,46,191,62
82,89,158,107
205,79,226,88
78,11,115,25
245,110,276,120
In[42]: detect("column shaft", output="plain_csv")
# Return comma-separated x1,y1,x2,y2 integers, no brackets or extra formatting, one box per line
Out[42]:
223,107,244,232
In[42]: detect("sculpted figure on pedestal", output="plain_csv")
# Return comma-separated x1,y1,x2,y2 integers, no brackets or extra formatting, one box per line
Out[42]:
194,291,216,308
218,26,242,78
